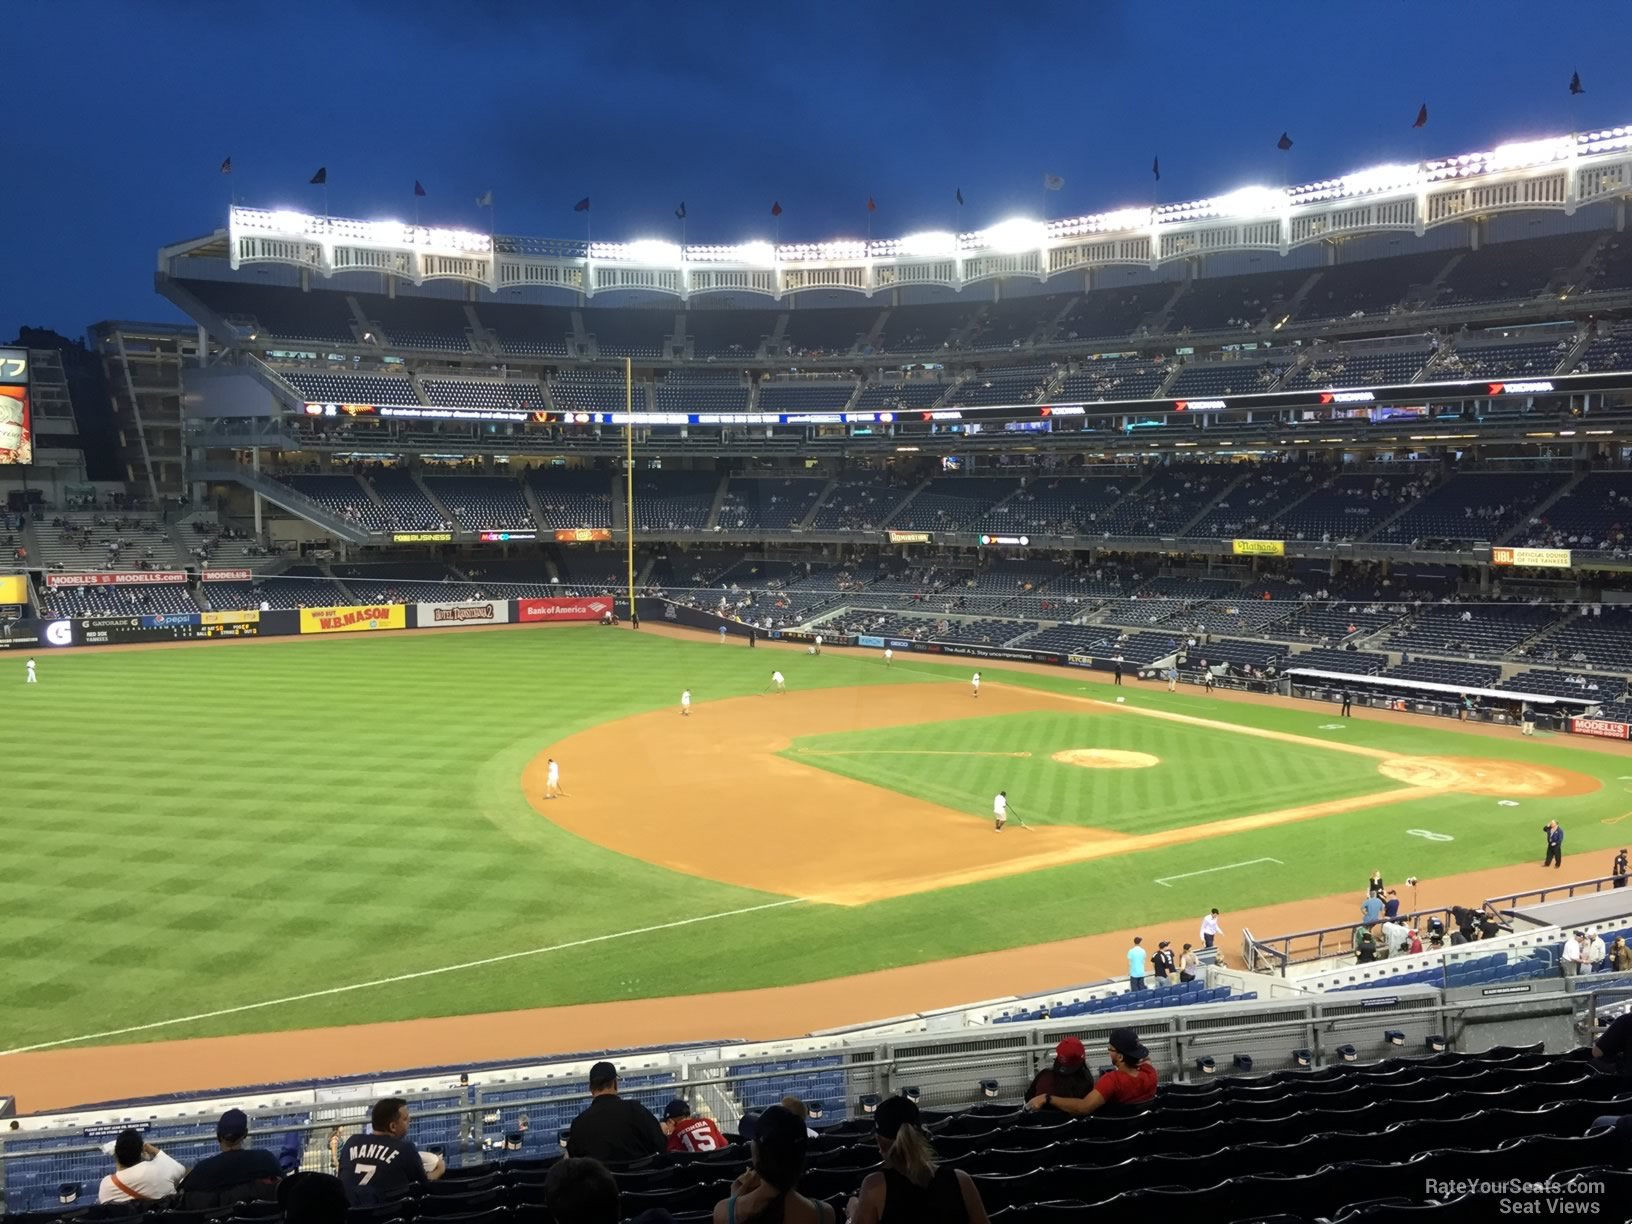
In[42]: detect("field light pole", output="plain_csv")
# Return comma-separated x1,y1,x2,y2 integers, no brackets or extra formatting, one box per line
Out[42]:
624,356,635,620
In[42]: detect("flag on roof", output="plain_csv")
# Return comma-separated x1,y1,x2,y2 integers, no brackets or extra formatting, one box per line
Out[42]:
1413,104,1428,129
574,197,590,212
414,180,426,197
1276,132,1293,151
867,197,876,212
956,188,964,206
1570,70,1585,95
310,166,327,185
1043,173,1064,191
771,201,783,217
219,157,232,175
1152,156,1160,181
476,190,493,207
675,202,686,220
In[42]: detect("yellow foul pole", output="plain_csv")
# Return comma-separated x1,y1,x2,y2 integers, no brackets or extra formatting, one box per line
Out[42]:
624,357,635,615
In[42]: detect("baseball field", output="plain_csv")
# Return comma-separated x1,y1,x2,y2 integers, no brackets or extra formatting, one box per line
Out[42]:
5,623,1627,1067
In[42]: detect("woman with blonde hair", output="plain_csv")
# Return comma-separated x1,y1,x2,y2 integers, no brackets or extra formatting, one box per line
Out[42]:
846,1096,988,1223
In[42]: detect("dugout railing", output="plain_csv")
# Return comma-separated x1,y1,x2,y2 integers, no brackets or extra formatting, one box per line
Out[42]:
0,988,1588,1215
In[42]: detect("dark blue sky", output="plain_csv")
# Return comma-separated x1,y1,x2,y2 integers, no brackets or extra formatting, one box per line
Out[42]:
10,0,1632,340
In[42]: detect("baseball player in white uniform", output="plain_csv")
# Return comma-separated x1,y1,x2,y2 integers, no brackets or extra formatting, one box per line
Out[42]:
971,671,981,698
884,648,893,666
772,670,786,693
26,657,37,684
993,790,1007,832
545,757,561,799
681,689,692,716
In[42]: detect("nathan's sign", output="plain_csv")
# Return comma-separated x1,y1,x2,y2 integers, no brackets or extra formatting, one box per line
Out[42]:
554,528,612,543
46,571,186,588
1570,717,1629,741
298,604,407,635
1491,547,1572,569
1232,539,1286,557
418,600,510,626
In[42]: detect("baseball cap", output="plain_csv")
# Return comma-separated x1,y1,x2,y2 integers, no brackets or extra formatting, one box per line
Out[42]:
873,1095,920,1139
1107,1028,1149,1063
1158,940,1171,949
588,1061,618,1089
1054,1036,1086,1069
662,1100,692,1120
216,1108,248,1142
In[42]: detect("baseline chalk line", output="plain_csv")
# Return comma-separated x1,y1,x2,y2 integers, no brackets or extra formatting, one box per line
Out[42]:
796,749,1032,758
1154,857,1284,887
2,898,806,1057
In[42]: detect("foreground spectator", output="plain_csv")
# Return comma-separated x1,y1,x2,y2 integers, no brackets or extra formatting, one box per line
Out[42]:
847,1096,989,1223
545,1156,678,1224
177,1108,281,1208
1023,1037,1092,1107
99,1129,187,1203
779,1096,820,1138
278,1172,349,1224
712,1104,833,1223
1024,1028,1156,1117
567,1061,665,1164
338,1097,436,1205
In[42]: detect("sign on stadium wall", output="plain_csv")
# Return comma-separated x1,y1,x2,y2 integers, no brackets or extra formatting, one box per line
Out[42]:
1232,539,1286,557
516,596,613,623
887,531,933,544
0,575,27,604
392,532,453,544
1491,547,1572,569
418,600,511,626
199,569,255,582
1570,717,1630,740
298,604,407,635
46,571,187,588
554,528,612,543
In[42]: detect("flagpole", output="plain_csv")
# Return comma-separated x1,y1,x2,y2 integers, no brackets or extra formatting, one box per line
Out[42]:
624,355,635,617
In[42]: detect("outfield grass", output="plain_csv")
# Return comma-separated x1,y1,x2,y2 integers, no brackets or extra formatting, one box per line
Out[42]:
4,628,1626,1050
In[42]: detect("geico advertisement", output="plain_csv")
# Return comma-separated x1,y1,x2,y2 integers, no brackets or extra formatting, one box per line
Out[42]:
298,605,407,635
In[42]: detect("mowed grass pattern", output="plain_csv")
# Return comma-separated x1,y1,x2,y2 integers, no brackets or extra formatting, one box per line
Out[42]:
2,629,1627,1050
785,712,1396,832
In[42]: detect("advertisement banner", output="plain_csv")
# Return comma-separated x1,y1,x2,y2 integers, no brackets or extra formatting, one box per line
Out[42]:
199,569,255,582
1492,547,1572,569
886,530,933,544
1232,539,1287,557
857,635,886,648
0,575,27,604
392,532,453,544
516,596,614,623
0,619,41,649
479,530,537,543
418,600,511,627
75,616,259,645
0,385,31,466
201,610,261,626
46,571,187,588
1570,717,1630,740
554,528,612,543
1066,653,1097,668
299,604,407,635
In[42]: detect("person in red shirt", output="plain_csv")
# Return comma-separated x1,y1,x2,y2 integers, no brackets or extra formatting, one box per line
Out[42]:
1025,1028,1156,1116
661,1100,727,1153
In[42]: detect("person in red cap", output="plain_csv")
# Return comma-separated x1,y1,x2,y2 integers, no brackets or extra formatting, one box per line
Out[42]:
1025,1029,1156,1115
1021,1037,1092,1109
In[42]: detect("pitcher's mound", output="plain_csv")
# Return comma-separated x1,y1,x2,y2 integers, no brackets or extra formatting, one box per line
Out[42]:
1051,749,1161,770
1377,756,1600,798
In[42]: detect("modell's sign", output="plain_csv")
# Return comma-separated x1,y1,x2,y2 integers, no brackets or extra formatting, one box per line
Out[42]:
1571,717,1630,741
46,571,187,588
199,569,255,582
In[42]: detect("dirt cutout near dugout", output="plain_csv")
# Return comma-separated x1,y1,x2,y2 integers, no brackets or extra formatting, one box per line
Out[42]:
1375,756,1600,798
1051,748,1161,770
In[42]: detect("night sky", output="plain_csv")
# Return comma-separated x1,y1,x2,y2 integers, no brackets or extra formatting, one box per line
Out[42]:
9,0,1632,340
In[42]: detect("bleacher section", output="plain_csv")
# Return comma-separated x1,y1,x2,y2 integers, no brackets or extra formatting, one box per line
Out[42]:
887,477,1019,533
806,478,913,532
363,470,451,531
654,371,751,414
631,472,720,533
196,567,346,611
477,302,574,357
548,368,638,414
1166,267,1308,333
273,473,388,531
754,380,857,414
1284,646,1390,674
1268,470,1432,542
525,469,614,530
1515,470,1632,553
279,371,420,406
715,477,827,531
585,308,668,359
1281,339,1433,389
333,564,483,603
1523,606,1632,671
1375,471,1562,546
27,513,183,574
1053,357,1169,402
421,378,546,411
1387,604,1563,658
1292,249,1451,322
944,364,1057,407
177,278,359,344
41,582,196,617
421,475,536,532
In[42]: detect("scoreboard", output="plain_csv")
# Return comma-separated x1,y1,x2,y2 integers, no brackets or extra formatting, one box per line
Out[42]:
0,347,30,466
73,613,260,646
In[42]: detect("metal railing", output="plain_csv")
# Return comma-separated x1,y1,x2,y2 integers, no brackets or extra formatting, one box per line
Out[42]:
1244,906,1459,975
1486,873,1627,913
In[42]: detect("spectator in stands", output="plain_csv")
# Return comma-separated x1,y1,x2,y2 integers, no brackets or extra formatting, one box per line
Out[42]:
1152,940,1176,986
712,1104,832,1223
1613,848,1628,889
1561,931,1585,978
847,1095,989,1223
99,1129,187,1203
567,1061,665,1164
1544,820,1565,869
1587,929,1607,973
1361,891,1385,925
778,1096,819,1138
1611,937,1632,973
277,1172,350,1224
662,1100,727,1153
1127,936,1149,990
337,1097,438,1205
1200,907,1222,949
1383,890,1402,920
1024,1029,1157,1117
1354,924,1377,964
1024,1037,1093,1106
1591,1009,1632,1078
177,1108,281,1208
1367,870,1385,898
546,1156,679,1224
